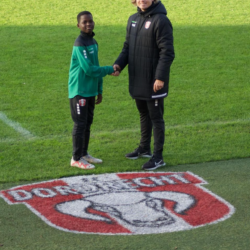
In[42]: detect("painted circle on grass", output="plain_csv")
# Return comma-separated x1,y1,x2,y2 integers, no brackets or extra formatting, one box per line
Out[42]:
0,172,235,235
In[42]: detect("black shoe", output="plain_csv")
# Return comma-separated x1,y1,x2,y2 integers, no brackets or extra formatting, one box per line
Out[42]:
142,156,166,170
125,146,152,159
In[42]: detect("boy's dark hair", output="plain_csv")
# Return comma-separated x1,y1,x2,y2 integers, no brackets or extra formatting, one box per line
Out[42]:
77,11,92,23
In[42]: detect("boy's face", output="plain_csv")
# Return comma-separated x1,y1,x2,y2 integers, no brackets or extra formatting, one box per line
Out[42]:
77,14,95,34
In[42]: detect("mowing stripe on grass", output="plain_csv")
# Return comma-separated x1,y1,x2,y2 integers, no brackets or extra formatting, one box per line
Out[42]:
0,117,249,143
0,112,36,139
93,118,250,136
164,118,250,130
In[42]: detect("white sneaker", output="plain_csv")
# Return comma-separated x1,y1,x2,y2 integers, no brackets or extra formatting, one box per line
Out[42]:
82,154,103,164
70,157,95,169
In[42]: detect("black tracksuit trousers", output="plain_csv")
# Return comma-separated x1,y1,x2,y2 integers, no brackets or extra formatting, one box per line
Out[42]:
135,98,165,159
70,95,95,161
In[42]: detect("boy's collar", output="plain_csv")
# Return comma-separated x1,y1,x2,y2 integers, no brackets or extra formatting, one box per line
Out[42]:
80,31,95,37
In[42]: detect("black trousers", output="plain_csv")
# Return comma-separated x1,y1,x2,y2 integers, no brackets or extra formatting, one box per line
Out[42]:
135,98,165,159
70,95,95,161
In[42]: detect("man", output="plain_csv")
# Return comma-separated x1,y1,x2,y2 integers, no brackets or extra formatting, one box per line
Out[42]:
114,0,175,170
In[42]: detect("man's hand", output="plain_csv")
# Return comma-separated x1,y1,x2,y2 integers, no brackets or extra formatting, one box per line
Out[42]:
111,64,121,76
113,64,121,72
153,79,164,92
95,94,102,104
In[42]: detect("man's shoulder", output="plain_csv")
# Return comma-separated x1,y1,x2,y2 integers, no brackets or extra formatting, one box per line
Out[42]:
130,12,139,18
128,12,139,21
152,13,172,27
152,12,169,20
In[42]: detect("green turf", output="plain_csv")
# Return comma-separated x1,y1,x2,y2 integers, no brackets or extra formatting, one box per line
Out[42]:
0,158,250,250
0,0,250,248
0,0,249,182
0,121,249,183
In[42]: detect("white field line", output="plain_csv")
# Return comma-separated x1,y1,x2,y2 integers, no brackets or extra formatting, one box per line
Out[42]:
0,117,249,143
0,112,36,140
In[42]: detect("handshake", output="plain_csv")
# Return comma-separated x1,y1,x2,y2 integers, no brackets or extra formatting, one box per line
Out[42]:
111,64,121,76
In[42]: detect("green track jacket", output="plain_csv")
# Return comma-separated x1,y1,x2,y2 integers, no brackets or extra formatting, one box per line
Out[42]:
68,31,114,98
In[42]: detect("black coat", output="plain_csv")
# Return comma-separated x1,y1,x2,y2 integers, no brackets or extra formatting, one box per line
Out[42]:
115,1,175,100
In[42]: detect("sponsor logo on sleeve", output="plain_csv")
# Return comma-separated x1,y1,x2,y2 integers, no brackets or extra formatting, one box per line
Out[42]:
0,172,235,235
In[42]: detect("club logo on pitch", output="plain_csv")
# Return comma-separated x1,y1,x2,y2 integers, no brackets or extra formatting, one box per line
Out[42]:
0,172,235,235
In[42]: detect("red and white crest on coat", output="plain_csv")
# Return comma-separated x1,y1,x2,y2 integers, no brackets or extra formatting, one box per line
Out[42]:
145,21,151,29
79,99,86,107
0,172,235,235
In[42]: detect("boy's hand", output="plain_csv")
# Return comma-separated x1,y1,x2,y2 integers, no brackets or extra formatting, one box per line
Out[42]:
112,71,120,76
95,94,102,104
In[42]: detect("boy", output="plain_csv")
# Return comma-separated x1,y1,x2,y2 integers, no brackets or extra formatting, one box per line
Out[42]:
68,11,116,169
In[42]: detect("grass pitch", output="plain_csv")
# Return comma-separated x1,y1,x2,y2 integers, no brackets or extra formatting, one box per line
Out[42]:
0,0,249,182
0,0,250,249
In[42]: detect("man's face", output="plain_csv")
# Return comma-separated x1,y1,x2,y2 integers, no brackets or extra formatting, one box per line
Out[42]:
77,14,95,34
136,0,153,11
